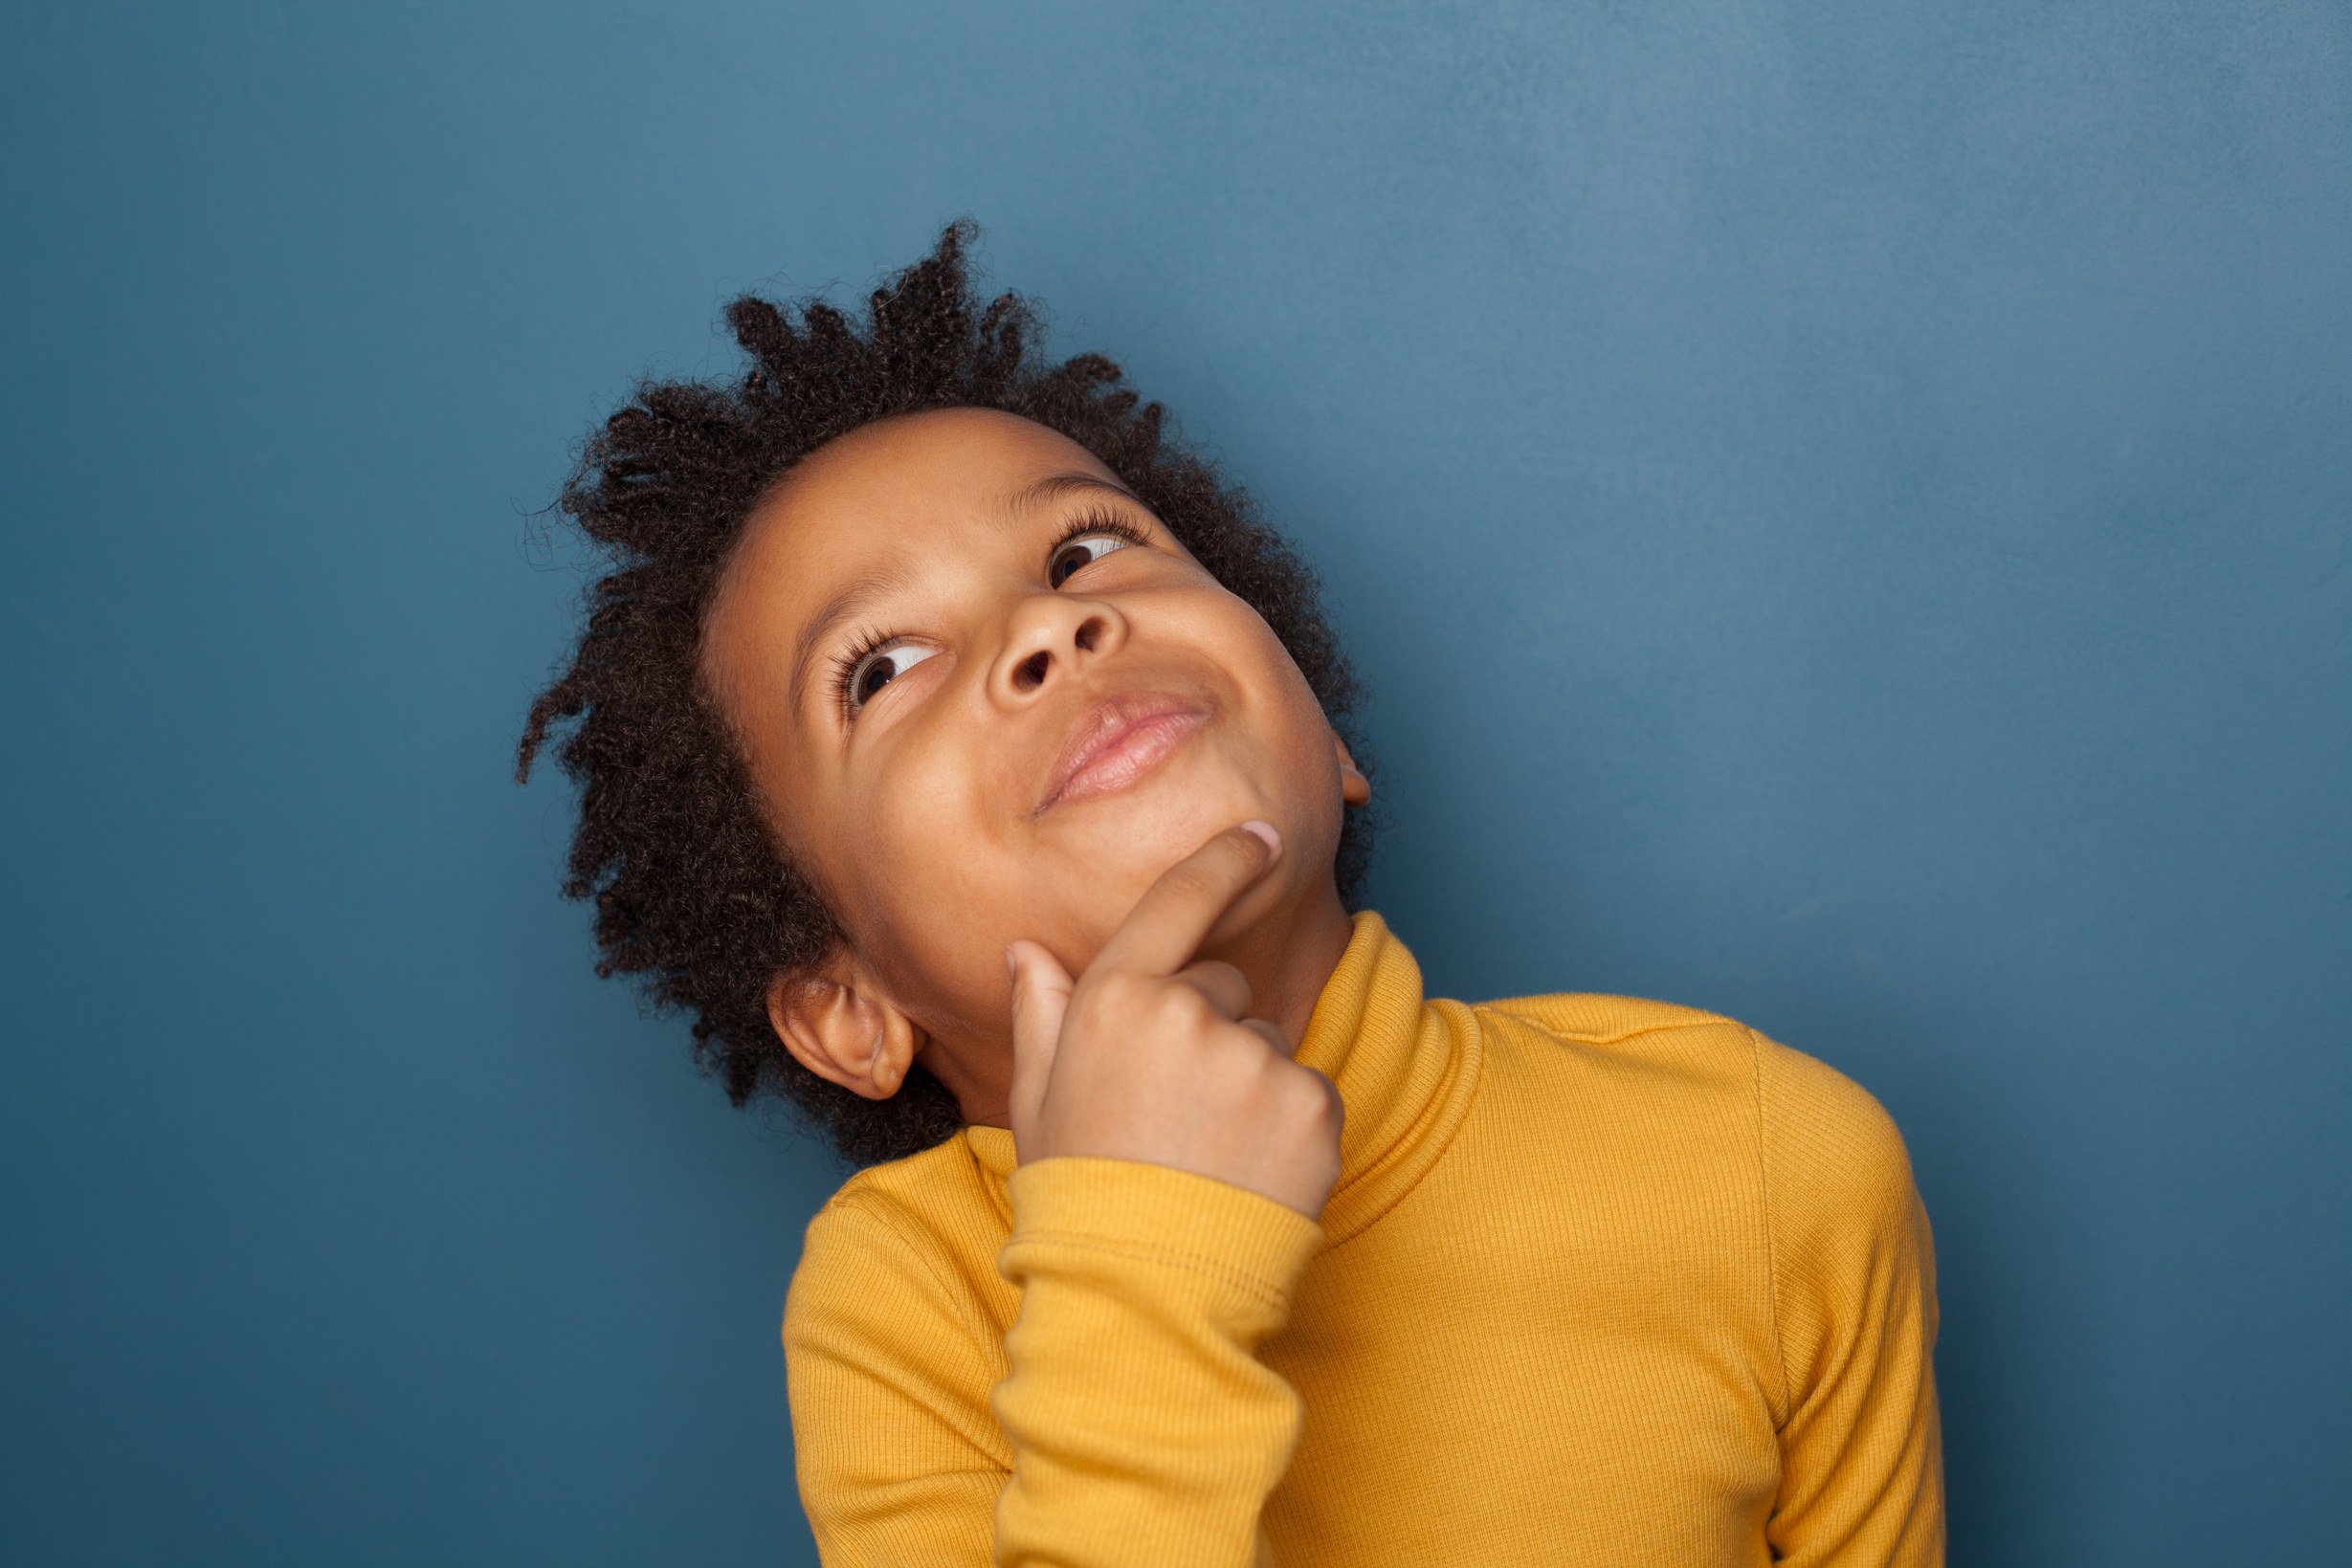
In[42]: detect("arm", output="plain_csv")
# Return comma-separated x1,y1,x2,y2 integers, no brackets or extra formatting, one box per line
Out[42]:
786,1162,1321,1568
992,1159,1321,1568
1754,1030,1945,1567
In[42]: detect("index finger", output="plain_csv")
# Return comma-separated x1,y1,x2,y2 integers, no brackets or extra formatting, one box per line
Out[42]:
1094,821,1282,980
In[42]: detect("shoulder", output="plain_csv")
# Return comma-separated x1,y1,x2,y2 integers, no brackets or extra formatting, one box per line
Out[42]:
1473,990,1761,1096
1474,993,1919,1231
1739,1031,1936,1395
1745,1029,1920,1244
1467,990,1932,1396
1478,995,1904,1148
1476,990,1732,1044
786,1137,1008,1355
795,1137,982,1264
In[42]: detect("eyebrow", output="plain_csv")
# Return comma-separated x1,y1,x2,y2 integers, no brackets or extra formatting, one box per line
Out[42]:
1008,471,1145,517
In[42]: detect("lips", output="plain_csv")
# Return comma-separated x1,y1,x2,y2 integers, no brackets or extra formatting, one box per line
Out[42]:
1035,692,1208,815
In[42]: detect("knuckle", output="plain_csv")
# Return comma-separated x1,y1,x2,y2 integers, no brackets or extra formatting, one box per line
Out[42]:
1159,987,1212,1031
1086,973,1146,1013
1081,975,1212,1041
1202,1028,1263,1083
1202,961,1250,1000
1277,1064,1342,1126
1065,993,1116,1037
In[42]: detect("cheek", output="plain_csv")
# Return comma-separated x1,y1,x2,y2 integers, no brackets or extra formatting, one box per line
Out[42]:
862,771,999,914
1261,654,1349,854
853,733,1157,970
832,723,1023,1022
1221,601,1345,797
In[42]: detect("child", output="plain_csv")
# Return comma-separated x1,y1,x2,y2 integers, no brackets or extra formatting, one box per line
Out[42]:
521,224,1943,1566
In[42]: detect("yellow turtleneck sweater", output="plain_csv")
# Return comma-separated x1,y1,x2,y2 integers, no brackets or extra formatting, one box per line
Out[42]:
785,913,1942,1566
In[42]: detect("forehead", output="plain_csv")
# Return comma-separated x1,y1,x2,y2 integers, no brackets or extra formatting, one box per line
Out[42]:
749,408,1119,560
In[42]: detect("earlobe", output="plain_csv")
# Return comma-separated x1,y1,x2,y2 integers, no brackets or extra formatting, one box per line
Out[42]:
766,954,923,1100
1335,735,1372,807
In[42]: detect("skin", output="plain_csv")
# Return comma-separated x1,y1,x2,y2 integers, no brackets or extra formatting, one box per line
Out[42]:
700,408,1371,1215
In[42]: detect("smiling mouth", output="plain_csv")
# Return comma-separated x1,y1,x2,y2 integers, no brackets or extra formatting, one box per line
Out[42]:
1036,693,1209,815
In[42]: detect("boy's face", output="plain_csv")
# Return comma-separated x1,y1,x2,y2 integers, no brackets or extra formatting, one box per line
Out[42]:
701,409,1355,1071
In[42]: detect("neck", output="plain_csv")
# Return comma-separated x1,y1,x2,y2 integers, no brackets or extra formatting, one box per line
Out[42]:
1204,871,1357,1052
927,871,1358,1130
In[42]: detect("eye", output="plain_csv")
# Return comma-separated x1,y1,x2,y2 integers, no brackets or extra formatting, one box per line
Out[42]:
845,642,941,713
1049,532,1134,588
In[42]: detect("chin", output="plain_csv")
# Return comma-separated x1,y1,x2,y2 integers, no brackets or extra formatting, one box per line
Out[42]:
1055,748,1268,852
1062,782,1330,910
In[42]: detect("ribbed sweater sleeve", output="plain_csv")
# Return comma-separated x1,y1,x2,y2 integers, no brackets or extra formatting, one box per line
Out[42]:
1753,1029,1945,1567
992,1158,1324,1568
785,1155,1321,1568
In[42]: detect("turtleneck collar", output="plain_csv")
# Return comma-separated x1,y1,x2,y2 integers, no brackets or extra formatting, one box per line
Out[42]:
961,912,1482,1246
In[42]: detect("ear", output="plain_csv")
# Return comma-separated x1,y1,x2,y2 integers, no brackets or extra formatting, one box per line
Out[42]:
766,947,925,1101
1336,734,1372,807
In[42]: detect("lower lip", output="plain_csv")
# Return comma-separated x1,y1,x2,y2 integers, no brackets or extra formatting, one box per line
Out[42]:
1046,710,1207,809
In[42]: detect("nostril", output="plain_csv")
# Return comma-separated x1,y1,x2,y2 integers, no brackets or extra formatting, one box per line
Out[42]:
1013,650,1051,692
1074,617,1102,653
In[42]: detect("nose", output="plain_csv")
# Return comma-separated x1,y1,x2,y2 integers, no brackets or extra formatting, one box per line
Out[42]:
987,591,1127,707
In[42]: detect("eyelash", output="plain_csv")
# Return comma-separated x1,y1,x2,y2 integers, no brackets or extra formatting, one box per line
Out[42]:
829,623,899,718
1051,504,1152,555
826,506,1154,718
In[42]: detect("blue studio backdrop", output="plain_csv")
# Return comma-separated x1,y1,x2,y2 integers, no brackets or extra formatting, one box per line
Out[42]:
4,3,2345,1562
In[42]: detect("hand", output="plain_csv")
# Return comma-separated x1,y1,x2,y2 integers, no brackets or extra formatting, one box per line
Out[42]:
1006,822,1345,1221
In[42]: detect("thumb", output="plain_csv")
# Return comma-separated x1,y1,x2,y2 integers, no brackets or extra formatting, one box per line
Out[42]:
1006,939,1073,1161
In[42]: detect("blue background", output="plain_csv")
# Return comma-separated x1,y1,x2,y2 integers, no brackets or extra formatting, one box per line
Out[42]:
4,2,2345,1561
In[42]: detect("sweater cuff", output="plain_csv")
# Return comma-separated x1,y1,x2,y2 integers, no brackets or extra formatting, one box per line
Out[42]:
1004,1157,1323,1307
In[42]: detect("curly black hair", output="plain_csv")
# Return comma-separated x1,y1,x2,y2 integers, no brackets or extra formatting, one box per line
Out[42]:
518,222,1372,1168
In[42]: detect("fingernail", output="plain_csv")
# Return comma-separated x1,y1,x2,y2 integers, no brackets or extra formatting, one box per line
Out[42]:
1004,945,1017,980
1240,820,1281,854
